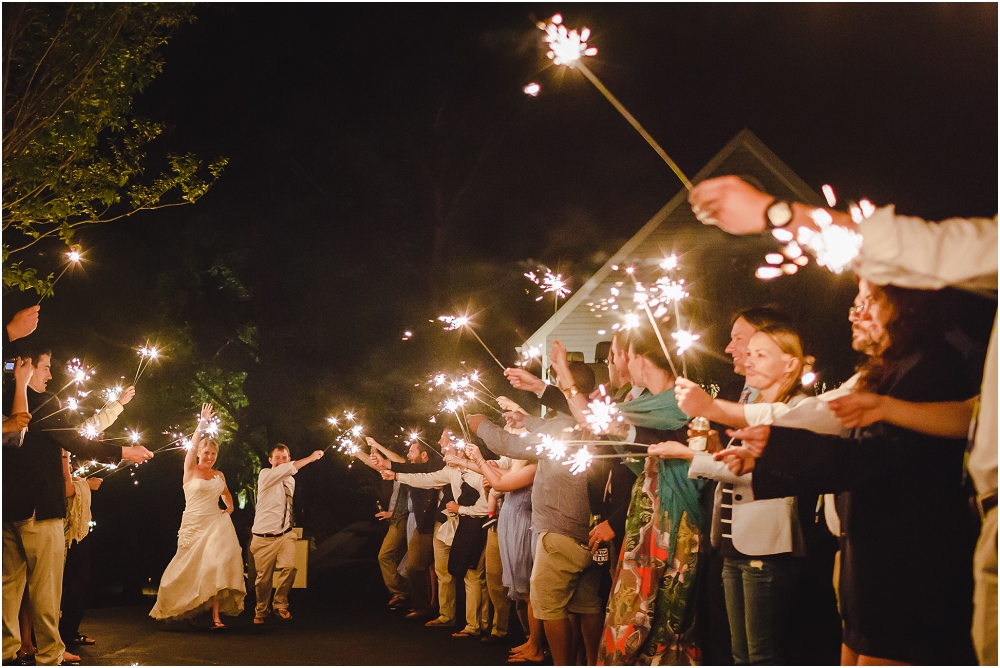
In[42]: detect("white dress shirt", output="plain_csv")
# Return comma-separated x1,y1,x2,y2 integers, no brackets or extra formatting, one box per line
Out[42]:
252,462,297,534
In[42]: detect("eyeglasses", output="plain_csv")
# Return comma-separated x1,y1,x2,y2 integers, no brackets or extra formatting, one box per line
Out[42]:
848,302,870,318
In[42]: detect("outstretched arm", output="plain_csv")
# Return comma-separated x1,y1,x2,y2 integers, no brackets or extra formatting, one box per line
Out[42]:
366,437,405,463
184,403,214,482
674,377,749,428
827,393,977,439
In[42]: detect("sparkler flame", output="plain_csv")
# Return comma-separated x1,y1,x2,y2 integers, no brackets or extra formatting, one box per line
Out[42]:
438,315,470,331
585,394,621,434
80,423,100,440
564,448,594,475
796,209,864,273
672,330,700,356
622,313,641,330
523,82,541,97
538,14,598,67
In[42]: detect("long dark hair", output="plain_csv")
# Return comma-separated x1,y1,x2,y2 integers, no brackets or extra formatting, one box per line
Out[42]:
857,284,947,392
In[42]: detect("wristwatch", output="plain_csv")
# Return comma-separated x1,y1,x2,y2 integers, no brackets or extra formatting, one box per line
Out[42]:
765,199,793,229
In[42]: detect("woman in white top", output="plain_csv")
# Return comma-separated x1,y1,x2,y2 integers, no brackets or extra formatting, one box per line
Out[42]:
150,403,245,628
651,323,811,665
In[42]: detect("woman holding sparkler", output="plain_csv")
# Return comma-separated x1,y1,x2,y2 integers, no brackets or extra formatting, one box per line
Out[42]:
462,445,541,660
550,325,707,666
150,403,245,628
651,323,814,665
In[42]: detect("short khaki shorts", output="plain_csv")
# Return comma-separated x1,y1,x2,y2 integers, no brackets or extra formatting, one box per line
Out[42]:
529,531,602,620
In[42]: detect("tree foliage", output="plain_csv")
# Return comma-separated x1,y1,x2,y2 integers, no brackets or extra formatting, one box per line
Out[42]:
2,3,226,295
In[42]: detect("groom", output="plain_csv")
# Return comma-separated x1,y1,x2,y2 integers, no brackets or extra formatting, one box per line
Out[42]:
250,444,323,625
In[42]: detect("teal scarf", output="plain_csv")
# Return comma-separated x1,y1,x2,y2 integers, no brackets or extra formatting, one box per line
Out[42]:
615,387,707,560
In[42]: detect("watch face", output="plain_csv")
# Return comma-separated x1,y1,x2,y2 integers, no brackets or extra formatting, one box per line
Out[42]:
768,201,793,227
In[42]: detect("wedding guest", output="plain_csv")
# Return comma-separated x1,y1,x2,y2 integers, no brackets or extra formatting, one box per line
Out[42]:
717,284,980,665
689,174,996,664
653,322,814,665
466,359,601,666
3,348,150,666
250,444,322,625
383,434,490,638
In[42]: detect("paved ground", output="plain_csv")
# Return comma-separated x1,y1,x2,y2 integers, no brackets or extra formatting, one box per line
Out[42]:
70,563,530,666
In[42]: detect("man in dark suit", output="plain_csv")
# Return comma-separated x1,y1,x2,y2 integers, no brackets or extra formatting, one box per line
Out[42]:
2,346,153,666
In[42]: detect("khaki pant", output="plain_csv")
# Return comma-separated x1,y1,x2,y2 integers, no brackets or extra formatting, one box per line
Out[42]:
484,528,510,638
460,545,488,635
973,505,997,665
376,518,409,599
250,532,298,619
2,519,66,665
432,521,456,624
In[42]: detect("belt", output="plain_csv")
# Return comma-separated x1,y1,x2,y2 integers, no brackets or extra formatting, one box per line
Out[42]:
977,493,998,519
253,527,292,538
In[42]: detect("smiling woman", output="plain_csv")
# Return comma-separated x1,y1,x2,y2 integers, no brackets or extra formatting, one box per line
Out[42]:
149,403,246,628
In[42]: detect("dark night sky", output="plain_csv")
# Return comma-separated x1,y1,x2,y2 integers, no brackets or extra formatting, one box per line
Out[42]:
7,3,997,585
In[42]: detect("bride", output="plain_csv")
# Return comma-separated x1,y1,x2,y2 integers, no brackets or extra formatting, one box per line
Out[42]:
150,403,246,628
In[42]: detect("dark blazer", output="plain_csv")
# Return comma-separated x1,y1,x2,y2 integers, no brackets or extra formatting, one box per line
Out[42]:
751,345,978,665
4,390,123,522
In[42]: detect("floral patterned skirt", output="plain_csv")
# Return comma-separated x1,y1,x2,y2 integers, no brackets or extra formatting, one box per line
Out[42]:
598,465,703,666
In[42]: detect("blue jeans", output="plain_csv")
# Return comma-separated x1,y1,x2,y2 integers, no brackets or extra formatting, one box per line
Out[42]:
722,556,800,665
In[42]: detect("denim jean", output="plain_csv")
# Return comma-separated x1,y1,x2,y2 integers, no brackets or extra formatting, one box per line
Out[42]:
722,556,801,665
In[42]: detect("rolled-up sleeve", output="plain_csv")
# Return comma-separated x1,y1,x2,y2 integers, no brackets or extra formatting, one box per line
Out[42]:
856,206,998,293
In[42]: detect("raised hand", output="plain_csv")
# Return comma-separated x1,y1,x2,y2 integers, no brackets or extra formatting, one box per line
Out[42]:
2,413,31,433
503,368,545,394
647,441,693,460
87,478,103,491
117,385,136,406
464,443,482,463
714,446,756,476
122,445,154,464
6,306,40,342
674,377,713,417
198,403,215,425
13,357,33,387
503,411,526,431
465,414,487,434
725,424,771,457
827,392,886,429
687,176,771,234
380,469,396,481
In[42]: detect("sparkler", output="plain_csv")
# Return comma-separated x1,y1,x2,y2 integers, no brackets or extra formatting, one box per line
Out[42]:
756,186,870,280
37,245,84,304
517,344,542,367
133,342,160,384
523,82,541,97
525,267,572,313
537,15,693,191
438,314,506,370
584,387,623,434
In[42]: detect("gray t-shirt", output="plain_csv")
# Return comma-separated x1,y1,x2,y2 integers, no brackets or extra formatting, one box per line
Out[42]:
477,414,591,544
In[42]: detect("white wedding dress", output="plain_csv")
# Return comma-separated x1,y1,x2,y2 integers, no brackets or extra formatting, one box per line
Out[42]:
150,475,246,620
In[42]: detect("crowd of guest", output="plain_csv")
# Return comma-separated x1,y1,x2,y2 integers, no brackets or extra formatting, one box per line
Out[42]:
357,179,997,666
2,306,154,665
2,176,996,667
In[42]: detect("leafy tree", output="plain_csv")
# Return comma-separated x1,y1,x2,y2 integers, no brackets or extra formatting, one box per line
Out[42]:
2,3,226,296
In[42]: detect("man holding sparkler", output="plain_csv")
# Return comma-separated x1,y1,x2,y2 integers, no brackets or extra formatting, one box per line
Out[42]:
467,362,601,667
690,175,996,664
2,348,152,666
250,444,323,625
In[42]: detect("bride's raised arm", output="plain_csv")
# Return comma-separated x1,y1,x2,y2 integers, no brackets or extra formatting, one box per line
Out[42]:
183,403,214,483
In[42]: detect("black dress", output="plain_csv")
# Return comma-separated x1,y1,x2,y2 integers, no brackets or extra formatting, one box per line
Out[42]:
751,346,979,664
